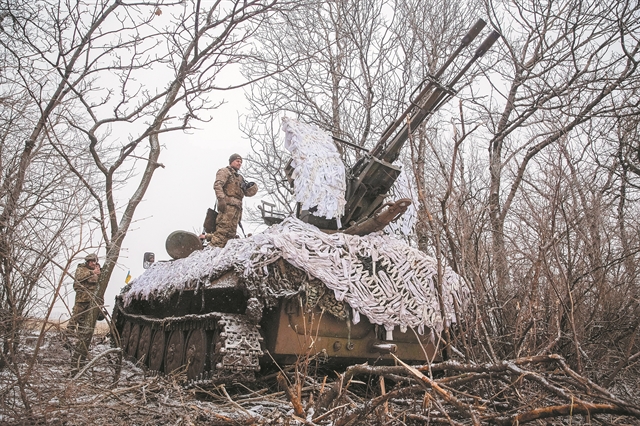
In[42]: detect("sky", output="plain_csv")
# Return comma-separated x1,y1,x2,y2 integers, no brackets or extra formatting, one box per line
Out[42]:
112,96,259,310
56,86,261,320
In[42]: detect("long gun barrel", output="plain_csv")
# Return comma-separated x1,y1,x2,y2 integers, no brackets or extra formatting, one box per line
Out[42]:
372,19,487,162
341,20,500,230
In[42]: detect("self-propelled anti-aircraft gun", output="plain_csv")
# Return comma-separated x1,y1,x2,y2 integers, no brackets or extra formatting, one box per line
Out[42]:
113,20,499,386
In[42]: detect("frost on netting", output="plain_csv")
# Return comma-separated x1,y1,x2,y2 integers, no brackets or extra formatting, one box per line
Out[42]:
124,218,469,336
281,117,346,226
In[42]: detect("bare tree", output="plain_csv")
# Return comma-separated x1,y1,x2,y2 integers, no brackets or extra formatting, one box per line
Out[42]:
241,0,640,395
0,0,296,364
405,0,640,364
0,86,96,409
398,0,640,377
481,0,639,299
241,0,430,210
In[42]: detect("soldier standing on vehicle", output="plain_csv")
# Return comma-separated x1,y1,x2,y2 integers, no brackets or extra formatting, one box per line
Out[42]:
68,253,102,361
202,153,258,248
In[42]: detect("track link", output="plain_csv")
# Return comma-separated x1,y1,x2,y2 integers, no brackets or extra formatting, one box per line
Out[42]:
113,300,263,386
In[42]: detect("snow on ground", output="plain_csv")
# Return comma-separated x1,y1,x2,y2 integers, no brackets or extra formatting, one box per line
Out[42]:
0,327,294,425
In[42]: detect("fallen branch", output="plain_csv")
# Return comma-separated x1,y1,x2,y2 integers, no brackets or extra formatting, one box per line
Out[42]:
394,355,481,426
72,348,122,380
492,402,640,425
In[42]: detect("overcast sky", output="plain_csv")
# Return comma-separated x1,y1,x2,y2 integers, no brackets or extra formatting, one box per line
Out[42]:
55,85,263,319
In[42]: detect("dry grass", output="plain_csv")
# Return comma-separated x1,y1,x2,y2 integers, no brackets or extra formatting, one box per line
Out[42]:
23,318,110,335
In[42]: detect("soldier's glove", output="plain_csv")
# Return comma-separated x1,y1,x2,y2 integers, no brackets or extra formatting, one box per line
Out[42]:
241,181,255,191
218,198,226,213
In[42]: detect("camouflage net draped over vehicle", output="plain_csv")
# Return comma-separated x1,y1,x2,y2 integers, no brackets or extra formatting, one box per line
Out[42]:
281,117,346,224
123,218,469,337
261,258,350,320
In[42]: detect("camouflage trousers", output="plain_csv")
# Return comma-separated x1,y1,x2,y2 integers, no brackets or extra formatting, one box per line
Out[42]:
68,284,102,361
209,204,242,248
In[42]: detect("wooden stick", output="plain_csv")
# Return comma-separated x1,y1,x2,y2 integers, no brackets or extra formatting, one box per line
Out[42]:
277,372,305,417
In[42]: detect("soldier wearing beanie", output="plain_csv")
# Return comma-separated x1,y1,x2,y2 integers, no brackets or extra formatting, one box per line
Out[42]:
203,153,258,247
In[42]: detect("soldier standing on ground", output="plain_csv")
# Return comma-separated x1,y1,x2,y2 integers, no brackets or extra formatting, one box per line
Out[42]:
202,153,258,247
68,253,102,362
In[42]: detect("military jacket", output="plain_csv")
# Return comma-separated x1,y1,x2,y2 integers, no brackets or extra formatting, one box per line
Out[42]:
75,263,99,286
213,166,258,208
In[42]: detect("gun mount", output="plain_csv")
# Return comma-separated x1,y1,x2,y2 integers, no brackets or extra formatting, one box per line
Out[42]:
292,19,500,235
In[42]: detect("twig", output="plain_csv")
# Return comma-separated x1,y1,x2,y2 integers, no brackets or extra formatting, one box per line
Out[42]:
219,384,255,418
379,375,388,415
311,403,351,423
394,355,481,426
72,348,122,380
277,371,306,417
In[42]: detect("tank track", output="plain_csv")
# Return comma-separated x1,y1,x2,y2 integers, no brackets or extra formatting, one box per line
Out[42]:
112,300,263,386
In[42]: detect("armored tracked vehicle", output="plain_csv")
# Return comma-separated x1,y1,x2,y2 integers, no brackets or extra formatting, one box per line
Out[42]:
112,20,499,384
113,263,441,383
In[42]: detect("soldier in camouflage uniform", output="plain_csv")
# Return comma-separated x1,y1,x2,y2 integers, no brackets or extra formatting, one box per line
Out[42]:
68,253,102,361
203,154,258,248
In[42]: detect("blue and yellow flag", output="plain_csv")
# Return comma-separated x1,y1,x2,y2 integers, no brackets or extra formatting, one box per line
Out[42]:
125,270,132,284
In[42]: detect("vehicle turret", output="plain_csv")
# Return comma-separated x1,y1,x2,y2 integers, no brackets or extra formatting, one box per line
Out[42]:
288,19,500,235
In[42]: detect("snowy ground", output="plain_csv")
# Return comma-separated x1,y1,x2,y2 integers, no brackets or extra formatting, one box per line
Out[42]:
2,323,639,425
0,326,300,425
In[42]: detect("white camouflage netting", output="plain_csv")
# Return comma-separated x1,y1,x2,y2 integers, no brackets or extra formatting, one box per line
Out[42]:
385,168,417,236
282,117,346,225
124,218,469,336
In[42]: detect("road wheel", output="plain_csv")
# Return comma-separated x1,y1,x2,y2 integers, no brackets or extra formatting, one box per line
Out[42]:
185,329,209,380
136,325,152,365
127,323,141,358
120,321,132,352
148,329,166,372
164,330,185,374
